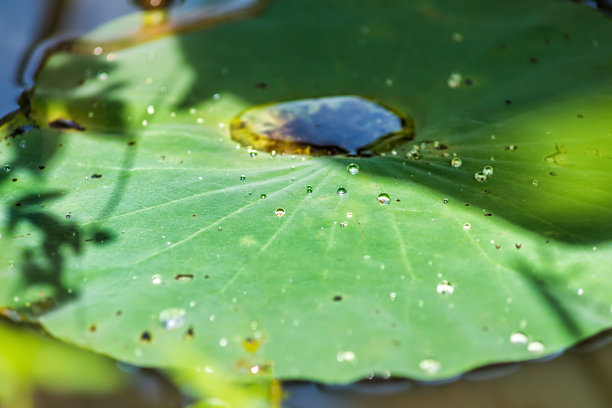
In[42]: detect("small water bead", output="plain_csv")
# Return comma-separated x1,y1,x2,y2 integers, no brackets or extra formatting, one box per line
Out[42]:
260,194,267,199
146,105,155,115
419,358,441,375
509,332,528,345
347,163,360,175
3,165,12,173
483,166,494,176
151,274,163,285
527,341,545,353
447,72,462,88
336,351,356,362
450,158,462,168
158,308,186,330
436,280,454,295
474,172,487,182
377,193,391,204
463,223,471,230
275,208,285,217
247,147,258,158
97,71,108,81
240,175,246,181
532,179,539,187
306,185,313,194
337,187,347,196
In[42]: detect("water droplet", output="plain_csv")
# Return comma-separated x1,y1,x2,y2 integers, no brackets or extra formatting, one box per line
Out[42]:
463,223,471,230
3,165,12,173
389,292,397,301
97,71,108,81
65,213,72,219
219,337,228,347
436,280,454,295
230,96,414,156
347,163,360,175
447,72,462,88
483,166,494,176
509,332,528,344
275,208,285,217
527,341,545,353
474,172,487,182
337,187,347,196
158,308,186,330
306,185,313,194
450,158,462,168
240,175,246,181
419,358,441,375
340,221,348,227
247,146,258,158
377,193,391,204
260,193,267,199
151,274,163,285
443,198,449,204
19,140,26,149
532,179,539,187
577,288,584,296
347,212,353,218
336,351,356,362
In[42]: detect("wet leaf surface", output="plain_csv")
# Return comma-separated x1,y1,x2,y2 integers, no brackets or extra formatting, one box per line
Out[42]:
1,0,611,383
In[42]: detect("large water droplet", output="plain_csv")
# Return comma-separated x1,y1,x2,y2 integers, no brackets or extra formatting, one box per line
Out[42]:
347,163,360,175
483,166,494,176
306,185,313,194
275,208,285,217
158,308,186,330
436,280,454,295
419,358,441,374
474,172,487,182
260,193,267,199
377,193,391,204
3,165,12,173
509,332,528,344
151,274,163,285
230,96,414,156
337,187,347,196
527,341,545,353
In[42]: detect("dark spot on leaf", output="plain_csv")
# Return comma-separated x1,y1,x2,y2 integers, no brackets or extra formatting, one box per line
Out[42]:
128,141,136,146
174,273,194,280
116,310,123,316
482,326,489,332
192,214,196,217
515,243,522,249
484,213,492,216
91,174,102,179
392,340,401,347
484,189,491,195
204,275,210,279
465,203,470,206
333,295,343,302
254,82,268,89
529,57,539,64
15,202,22,207
495,245,501,249
396,199,401,202
11,178,17,182
549,171,557,176
185,327,195,339
505,99,512,105
38,165,45,170
89,324,97,332
464,78,473,85
49,119,86,131
140,331,152,342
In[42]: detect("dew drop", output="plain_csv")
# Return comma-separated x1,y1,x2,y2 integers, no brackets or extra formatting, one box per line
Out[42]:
219,337,228,347
275,208,285,217
306,185,313,194
260,193,267,199
337,187,347,196
474,172,487,182
158,308,186,330
2,165,12,173
447,72,462,88
509,332,528,344
377,193,391,204
532,179,539,187
347,163,360,175
482,165,494,176
436,280,454,295
146,105,155,115
336,351,356,362
151,274,163,285
450,158,462,168
97,71,108,81
527,341,545,353
419,358,441,374
240,175,246,181
463,223,471,230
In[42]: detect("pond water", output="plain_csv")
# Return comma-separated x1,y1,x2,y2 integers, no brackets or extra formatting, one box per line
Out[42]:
1,1,611,407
